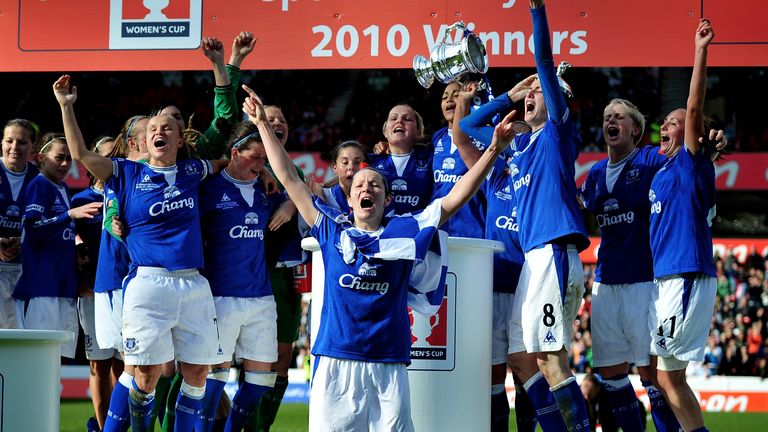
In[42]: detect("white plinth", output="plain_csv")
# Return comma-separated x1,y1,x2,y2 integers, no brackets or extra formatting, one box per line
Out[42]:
302,236,503,431
0,329,74,432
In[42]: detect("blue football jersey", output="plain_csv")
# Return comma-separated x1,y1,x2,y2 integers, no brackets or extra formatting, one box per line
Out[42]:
0,162,38,264
94,186,130,293
106,158,211,271
369,146,433,214
580,146,667,284
200,170,282,297
508,5,589,253
72,186,104,288
649,148,716,278
483,162,524,294
431,126,486,238
323,184,351,214
310,214,415,363
14,175,77,299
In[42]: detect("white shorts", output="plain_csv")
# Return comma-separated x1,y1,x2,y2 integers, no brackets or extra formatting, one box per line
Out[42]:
650,274,716,363
121,267,223,366
16,297,78,358
0,264,21,329
492,292,515,364
591,281,653,368
94,289,124,352
78,296,120,361
214,295,278,363
510,244,585,354
310,357,413,432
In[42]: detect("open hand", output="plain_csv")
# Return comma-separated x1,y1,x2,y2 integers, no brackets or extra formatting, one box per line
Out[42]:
53,75,78,106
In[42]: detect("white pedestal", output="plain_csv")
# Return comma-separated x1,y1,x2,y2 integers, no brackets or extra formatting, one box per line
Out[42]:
0,329,73,432
302,237,502,431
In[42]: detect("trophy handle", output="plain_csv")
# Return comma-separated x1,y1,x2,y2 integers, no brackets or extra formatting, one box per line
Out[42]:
442,21,467,44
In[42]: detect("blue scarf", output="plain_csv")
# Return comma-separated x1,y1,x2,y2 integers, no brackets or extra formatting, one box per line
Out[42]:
313,196,448,315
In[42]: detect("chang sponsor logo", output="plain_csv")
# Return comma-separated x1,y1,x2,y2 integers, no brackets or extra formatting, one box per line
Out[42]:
0,215,22,230
5,205,20,217
596,211,635,227
512,173,531,191
442,158,456,170
229,212,264,240
393,194,420,207
62,227,76,241
338,274,389,294
149,197,195,216
434,170,461,183
495,206,519,231
391,179,408,191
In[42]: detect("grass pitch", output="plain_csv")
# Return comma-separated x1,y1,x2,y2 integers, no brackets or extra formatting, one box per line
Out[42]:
61,400,768,431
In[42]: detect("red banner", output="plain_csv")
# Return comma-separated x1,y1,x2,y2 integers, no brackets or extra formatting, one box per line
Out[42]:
2,0,767,72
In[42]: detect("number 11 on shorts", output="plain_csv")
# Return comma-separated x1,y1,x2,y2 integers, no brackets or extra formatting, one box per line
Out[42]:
657,315,677,339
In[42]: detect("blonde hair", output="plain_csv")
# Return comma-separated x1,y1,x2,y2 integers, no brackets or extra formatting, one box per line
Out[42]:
605,99,646,145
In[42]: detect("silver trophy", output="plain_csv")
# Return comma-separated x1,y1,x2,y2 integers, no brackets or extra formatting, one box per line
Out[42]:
413,22,488,89
556,61,574,98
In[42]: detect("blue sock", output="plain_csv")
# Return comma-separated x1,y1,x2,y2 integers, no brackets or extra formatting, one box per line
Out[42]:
128,379,155,432
642,380,682,432
174,380,206,431
224,371,276,432
103,372,132,432
513,384,537,432
491,384,510,432
603,374,643,432
550,376,591,431
199,369,229,432
524,372,567,432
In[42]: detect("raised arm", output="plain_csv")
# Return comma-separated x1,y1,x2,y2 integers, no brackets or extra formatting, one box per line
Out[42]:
242,85,319,225
53,75,113,182
530,0,568,122
198,37,232,159
440,110,516,225
452,82,483,169
685,19,714,155
459,74,536,148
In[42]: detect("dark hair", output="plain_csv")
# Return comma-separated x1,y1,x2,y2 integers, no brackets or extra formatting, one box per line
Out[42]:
38,132,66,154
3,118,38,144
352,167,391,197
330,140,369,165
227,121,261,152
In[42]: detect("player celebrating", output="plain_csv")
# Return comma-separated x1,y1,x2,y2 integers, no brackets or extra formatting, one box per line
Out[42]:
0,119,38,329
503,1,591,429
242,83,516,431
54,75,226,432
430,82,486,238
455,80,567,431
12,133,102,358
369,104,434,214
648,19,718,432
196,122,285,431
579,99,685,432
